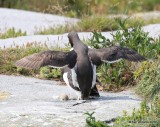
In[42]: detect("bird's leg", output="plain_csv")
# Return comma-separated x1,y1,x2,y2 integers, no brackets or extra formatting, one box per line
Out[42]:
77,95,81,100
75,91,82,100
81,92,90,100
90,85,100,98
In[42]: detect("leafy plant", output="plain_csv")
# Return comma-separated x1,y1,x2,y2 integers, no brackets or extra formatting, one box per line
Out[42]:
85,112,109,127
88,18,160,90
112,18,160,59
89,31,112,48
97,61,133,91
89,18,155,53
40,66,61,79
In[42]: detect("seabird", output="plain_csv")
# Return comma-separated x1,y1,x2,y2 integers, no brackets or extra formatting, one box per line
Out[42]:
15,31,146,100
61,66,101,99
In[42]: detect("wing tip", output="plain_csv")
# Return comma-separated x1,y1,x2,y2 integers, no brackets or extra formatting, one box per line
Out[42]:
15,60,39,70
130,56,147,62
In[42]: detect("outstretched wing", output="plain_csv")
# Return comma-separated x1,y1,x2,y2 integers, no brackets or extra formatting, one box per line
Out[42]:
15,50,77,69
88,46,146,66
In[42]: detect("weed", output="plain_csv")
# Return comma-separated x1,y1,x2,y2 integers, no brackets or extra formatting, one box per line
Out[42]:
136,60,160,100
111,18,160,59
85,112,109,127
89,31,112,48
0,43,48,75
0,28,26,39
36,24,76,35
84,99,160,127
115,99,160,127
40,66,61,79
0,40,71,81
88,18,160,90
78,15,116,31
97,61,132,91
36,16,143,35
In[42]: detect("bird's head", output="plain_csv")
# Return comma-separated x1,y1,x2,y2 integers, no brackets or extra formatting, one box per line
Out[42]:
68,31,79,47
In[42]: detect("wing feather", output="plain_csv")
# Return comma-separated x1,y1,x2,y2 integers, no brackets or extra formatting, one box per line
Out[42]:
88,46,146,66
15,50,77,69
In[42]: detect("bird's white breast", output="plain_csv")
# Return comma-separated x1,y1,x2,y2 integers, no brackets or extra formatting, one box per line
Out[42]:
71,68,80,89
91,64,96,89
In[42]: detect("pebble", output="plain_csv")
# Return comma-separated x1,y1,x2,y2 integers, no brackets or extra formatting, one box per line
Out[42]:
58,94,69,101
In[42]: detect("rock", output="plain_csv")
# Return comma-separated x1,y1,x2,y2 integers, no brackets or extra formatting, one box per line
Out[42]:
0,91,11,100
0,75,142,127
0,8,79,35
0,24,160,49
58,94,69,101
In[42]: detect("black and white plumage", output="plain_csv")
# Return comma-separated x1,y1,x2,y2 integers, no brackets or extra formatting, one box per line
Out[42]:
61,66,100,99
15,31,146,100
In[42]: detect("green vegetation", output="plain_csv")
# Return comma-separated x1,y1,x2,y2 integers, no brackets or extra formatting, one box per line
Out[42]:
19,18,160,127
40,66,61,79
108,18,160,59
114,99,160,127
87,18,160,91
0,1,160,126
85,99,160,127
0,42,48,75
37,15,125,34
0,41,69,81
0,0,159,37
37,16,160,35
37,24,74,35
0,28,26,39
36,18,160,91
1,18,160,91
84,18,160,127
135,60,160,100
0,0,160,17
85,112,109,127
1,16,160,38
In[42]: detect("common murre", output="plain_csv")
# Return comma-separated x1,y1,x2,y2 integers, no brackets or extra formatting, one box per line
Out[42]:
15,31,146,100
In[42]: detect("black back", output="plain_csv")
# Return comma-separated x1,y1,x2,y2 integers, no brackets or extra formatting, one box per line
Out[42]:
68,32,93,99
